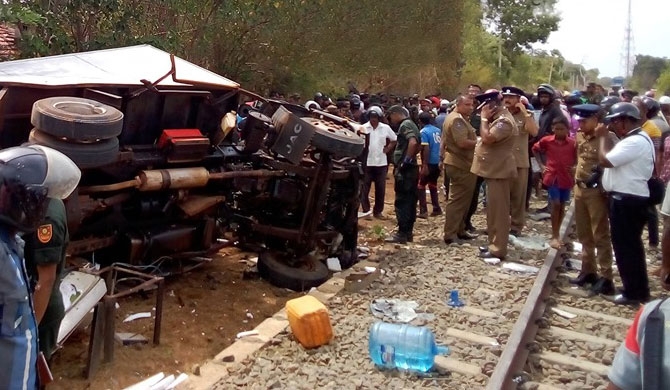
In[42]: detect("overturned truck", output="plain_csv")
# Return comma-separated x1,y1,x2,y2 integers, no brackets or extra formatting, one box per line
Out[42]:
0,45,365,291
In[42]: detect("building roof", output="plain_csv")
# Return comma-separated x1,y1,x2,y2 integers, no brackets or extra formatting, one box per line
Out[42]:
0,44,239,90
0,24,18,60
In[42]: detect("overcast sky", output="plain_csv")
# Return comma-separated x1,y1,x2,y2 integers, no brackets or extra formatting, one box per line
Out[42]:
542,0,670,78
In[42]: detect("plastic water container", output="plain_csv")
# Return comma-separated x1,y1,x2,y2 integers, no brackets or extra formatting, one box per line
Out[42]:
369,322,449,372
285,295,333,349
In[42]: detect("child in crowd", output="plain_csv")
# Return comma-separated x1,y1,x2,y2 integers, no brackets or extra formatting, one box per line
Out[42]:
532,116,577,249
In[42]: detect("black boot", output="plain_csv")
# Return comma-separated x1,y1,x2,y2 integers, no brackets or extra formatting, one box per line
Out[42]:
429,186,442,216
568,273,598,286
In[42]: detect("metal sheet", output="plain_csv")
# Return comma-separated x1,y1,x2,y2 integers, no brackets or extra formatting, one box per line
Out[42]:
0,45,239,89
270,106,315,164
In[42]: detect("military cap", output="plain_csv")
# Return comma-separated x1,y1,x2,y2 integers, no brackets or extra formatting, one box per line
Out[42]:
501,86,525,96
572,104,601,120
475,90,501,104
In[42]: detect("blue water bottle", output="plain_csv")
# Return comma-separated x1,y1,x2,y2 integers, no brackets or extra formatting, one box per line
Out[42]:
368,322,450,372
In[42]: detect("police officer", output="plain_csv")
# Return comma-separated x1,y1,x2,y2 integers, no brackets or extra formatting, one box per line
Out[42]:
0,145,80,389
472,90,518,259
501,86,538,236
570,104,616,295
441,95,478,244
25,197,69,362
386,105,421,244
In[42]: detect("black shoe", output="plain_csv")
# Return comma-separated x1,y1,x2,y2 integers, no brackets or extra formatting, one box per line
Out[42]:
417,212,428,219
457,231,479,240
613,294,645,305
591,278,615,296
510,230,521,237
465,224,476,233
480,251,504,260
536,206,549,214
568,273,598,286
431,209,443,216
385,233,408,244
478,246,488,253
407,233,413,242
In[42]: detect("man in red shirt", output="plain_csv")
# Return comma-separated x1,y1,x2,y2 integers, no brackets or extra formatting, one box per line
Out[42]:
532,116,577,248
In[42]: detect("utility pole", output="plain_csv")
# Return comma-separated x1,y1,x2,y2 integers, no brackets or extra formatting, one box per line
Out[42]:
620,0,635,78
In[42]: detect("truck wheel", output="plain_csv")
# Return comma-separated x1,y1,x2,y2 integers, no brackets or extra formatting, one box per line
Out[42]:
257,250,330,292
302,118,364,158
29,129,119,169
31,97,123,141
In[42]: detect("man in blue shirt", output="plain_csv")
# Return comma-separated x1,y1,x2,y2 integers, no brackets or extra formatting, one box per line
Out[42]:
418,112,443,218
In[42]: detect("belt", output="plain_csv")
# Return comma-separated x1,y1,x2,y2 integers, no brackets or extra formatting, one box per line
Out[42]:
609,191,648,201
576,180,598,189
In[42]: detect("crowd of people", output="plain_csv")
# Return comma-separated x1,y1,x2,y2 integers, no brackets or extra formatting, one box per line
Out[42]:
298,83,670,308
297,84,670,388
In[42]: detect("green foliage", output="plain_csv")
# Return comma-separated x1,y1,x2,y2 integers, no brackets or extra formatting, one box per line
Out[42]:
483,0,560,54
656,67,670,96
629,55,670,92
0,0,569,98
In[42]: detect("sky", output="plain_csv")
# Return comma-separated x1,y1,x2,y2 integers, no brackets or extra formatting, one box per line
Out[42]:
542,0,670,78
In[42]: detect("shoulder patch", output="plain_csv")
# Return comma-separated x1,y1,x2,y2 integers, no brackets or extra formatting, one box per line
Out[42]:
496,121,507,129
37,224,53,244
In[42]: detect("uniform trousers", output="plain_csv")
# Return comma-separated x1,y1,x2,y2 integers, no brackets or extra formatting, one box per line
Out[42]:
510,167,529,232
443,165,477,239
486,178,513,257
609,193,650,300
394,165,419,235
574,187,613,279
465,176,485,229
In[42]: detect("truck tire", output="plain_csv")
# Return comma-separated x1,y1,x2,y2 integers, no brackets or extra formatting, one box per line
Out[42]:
31,97,124,141
29,129,119,169
302,118,364,158
257,250,330,292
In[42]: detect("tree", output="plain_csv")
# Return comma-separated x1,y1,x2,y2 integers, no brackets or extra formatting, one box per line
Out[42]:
483,0,560,55
656,67,670,96
629,55,669,91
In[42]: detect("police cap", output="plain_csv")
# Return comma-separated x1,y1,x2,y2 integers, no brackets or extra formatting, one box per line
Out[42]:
501,86,525,97
572,104,600,120
475,90,501,104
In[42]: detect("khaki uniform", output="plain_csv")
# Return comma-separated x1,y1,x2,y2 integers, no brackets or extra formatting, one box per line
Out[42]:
510,111,531,233
442,111,477,239
471,109,518,257
574,132,614,279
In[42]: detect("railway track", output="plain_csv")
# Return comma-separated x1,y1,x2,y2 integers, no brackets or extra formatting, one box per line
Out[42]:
433,205,658,390
206,200,660,390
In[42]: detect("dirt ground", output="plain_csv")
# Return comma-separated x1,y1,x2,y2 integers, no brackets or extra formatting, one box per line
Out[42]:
49,247,300,389
47,172,438,389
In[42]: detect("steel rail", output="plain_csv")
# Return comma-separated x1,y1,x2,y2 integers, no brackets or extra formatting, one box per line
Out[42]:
486,205,576,390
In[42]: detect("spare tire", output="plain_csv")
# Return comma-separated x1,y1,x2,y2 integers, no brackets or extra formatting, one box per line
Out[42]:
302,118,364,158
31,97,124,141
28,129,119,169
257,251,330,292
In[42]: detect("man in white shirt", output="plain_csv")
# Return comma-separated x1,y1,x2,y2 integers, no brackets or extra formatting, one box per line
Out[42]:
598,102,654,305
360,106,397,219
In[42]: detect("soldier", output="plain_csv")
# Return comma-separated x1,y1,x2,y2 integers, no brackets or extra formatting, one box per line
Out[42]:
441,95,478,244
25,198,69,362
569,104,616,295
501,87,538,236
472,90,518,259
385,105,421,244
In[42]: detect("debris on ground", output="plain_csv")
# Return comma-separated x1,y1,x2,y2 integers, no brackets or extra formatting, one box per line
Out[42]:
370,298,434,323
123,312,152,323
